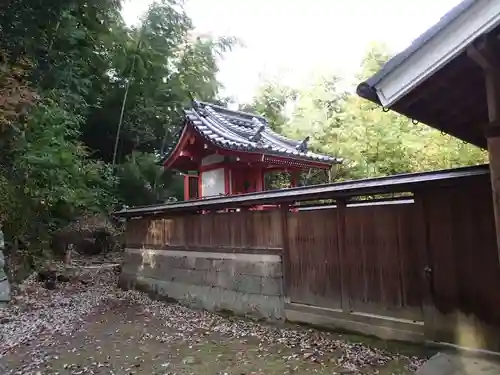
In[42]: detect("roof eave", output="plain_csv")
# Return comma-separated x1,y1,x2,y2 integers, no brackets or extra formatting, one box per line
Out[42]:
358,0,500,108
212,144,339,168
356,82,381,105
185,107,337,166
160,123,190,170
114,164,489,217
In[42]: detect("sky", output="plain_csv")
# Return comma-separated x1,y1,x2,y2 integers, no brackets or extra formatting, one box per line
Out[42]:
122,0,461,104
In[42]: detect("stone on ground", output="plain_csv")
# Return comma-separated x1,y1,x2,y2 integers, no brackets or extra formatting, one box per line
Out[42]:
0,227,10,306
416,352,500,375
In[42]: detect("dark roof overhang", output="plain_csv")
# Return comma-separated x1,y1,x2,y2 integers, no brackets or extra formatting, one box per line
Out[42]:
356,0,500,149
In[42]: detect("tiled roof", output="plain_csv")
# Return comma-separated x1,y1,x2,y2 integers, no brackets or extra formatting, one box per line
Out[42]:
184,101,341,165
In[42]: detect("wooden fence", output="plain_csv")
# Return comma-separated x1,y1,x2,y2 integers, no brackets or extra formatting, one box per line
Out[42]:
122,167,500,353
285,201,423,322
126,210,283,253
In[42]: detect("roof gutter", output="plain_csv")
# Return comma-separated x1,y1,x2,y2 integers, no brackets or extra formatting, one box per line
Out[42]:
357,0,499,108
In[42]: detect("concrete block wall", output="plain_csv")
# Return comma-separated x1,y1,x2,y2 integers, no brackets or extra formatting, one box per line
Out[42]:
119,248,285,320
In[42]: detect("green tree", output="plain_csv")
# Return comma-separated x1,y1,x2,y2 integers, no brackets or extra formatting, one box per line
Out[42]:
239,80,297,132
83,1,238,164
116,152,183,207
0,0,236,268
245,43,487,183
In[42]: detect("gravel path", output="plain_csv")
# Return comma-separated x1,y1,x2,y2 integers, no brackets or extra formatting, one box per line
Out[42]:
0,260,429,375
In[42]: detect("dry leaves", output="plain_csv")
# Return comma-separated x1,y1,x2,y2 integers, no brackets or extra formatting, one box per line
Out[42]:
0,253,425,374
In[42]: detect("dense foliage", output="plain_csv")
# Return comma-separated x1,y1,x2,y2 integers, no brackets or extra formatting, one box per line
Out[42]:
0,0,235,259
0,2,487,263
243,43,487,185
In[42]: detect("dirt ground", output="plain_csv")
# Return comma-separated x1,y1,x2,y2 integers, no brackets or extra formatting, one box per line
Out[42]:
0,261,429,375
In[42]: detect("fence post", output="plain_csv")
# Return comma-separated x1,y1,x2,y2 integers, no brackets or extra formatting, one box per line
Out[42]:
413,191,435,340
336,199,350,312
280,204,290,299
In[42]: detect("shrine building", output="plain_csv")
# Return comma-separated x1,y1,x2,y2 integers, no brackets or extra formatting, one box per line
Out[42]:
161,101,341,200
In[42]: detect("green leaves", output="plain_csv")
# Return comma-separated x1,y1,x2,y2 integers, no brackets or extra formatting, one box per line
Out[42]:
116,151,183,206
15,101,116,213
0,0,236,256
243,44,487,184
240,81,297,133
79,0,238,164
0,0,121,248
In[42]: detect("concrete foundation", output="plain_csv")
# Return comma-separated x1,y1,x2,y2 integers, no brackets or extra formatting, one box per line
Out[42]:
119,248,284,320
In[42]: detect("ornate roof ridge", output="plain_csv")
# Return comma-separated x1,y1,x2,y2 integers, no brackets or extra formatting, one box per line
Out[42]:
184,101,342,165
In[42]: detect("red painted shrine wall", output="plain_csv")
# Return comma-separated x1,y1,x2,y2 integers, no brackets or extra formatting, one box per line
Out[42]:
231,168,263,194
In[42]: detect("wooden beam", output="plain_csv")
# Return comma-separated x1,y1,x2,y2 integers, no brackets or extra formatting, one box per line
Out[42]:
483,120,500,138
467,44,494,71
467,35,500,71
468,35,500,264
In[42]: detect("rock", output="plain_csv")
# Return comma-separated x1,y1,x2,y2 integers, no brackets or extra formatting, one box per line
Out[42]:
37,264,76,289
0,280,10,306
79,275,92,285
38,269,57,282
51,214,122,257
0,280,10,308
182,356,197,365
114,264,122,275
337,369,356,374
0,227,10,304
11,295,24,304
44,278,57,290
38,269,58,289
57,273,71,283
416,353,500,375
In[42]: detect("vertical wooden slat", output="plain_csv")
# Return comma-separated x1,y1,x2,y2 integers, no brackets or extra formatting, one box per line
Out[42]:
413,191,433,337
281,204,290,297
336,200,350,312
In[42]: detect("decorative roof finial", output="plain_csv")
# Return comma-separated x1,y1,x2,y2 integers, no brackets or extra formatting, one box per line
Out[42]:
296,136,310,153
249,117,266,143
250,123,266,143
188,92,199,109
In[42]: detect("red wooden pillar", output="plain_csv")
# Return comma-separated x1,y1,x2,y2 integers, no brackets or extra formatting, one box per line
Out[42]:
183,175,190,201
255,168,264,192
290,171,299,188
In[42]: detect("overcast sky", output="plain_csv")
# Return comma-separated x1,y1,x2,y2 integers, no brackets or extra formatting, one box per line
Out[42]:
122,0,461,103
